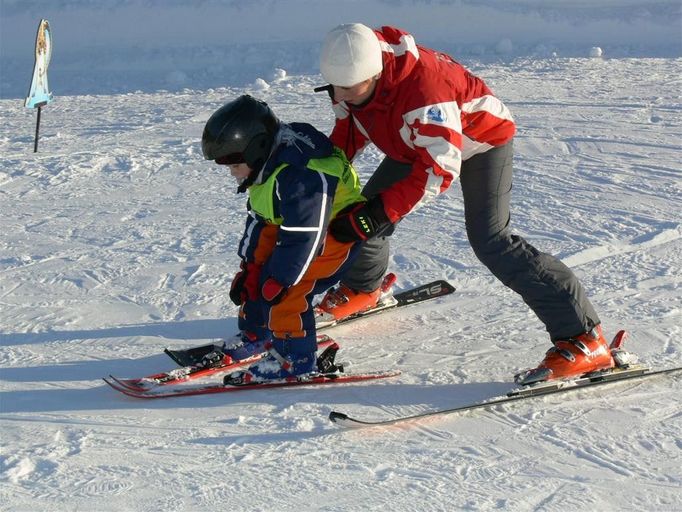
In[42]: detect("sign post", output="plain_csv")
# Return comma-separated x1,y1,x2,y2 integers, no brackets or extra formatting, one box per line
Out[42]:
25,19,54,153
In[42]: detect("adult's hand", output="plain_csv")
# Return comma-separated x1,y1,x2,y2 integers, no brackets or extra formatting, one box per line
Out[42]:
330,197,390,243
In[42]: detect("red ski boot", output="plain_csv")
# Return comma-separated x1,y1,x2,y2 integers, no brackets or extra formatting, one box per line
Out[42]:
517,325,616,385
315,273,397,323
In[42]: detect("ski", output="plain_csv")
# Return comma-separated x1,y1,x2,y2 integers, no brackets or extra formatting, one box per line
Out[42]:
328,365,682,428
163,279,455,367
103,369,401,399
315,278,456,329
112,335,336,391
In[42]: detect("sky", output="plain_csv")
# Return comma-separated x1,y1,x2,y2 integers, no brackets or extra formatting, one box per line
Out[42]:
1,0,680,97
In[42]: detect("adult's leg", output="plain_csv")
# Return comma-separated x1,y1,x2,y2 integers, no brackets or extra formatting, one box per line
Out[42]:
460,141,600,340
341,157,412,291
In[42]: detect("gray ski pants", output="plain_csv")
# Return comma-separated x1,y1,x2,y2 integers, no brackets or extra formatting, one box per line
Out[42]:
341,141,601,340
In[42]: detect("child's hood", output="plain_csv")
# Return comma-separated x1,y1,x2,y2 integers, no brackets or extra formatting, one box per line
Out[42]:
262,122,334,178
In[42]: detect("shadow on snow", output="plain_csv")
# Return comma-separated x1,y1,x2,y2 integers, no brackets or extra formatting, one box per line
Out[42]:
0,318,236,347
0,380,512,418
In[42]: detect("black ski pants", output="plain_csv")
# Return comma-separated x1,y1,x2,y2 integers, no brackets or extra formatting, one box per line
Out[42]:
341,141,601,340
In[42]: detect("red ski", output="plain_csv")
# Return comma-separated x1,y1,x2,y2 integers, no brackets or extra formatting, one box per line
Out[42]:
103,369,401,399
111,335,336,391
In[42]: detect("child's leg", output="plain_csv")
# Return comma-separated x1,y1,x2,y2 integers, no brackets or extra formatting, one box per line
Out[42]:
237,299,269,341
265,236,357,351
234,237,357,380
236,223,279,340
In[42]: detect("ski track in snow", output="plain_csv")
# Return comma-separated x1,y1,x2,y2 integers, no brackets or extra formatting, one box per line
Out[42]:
1,57,681,511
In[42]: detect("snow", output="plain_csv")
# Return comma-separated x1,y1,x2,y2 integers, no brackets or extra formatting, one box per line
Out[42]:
590,46,604,58
1,1,682,511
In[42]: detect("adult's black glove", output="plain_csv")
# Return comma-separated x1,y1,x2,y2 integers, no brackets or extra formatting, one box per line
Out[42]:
329,197,391,243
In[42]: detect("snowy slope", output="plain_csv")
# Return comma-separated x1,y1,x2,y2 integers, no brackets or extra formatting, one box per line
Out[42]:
2,2,682,511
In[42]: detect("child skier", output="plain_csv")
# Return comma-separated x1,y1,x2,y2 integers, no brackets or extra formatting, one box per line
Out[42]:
201,95,365,383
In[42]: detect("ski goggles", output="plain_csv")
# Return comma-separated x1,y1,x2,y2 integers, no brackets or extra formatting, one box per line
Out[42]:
215,153,245,165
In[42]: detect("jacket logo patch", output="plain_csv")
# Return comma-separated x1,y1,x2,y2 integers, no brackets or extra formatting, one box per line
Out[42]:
427,106,446,123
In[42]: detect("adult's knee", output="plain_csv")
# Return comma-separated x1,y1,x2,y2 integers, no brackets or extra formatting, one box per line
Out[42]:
468,229,523,270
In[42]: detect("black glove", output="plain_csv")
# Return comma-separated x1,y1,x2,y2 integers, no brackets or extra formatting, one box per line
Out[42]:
329,197,391,243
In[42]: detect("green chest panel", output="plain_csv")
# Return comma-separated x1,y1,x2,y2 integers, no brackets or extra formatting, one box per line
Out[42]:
248,148,364,224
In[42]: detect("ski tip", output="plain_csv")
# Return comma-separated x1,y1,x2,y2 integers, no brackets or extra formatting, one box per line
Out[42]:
424,279,455,295
328,410,371,428
103,375,120,385
329,411,349,423
440,279,456,293
102,376,127,393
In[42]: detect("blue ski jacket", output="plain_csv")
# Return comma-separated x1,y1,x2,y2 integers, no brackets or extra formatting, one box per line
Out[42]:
237,122,364,288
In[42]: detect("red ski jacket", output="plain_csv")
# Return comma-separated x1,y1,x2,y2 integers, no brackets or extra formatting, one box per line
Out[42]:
329,26,516,223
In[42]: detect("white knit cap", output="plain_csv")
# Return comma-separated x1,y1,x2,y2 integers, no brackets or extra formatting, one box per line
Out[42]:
320,23,383,87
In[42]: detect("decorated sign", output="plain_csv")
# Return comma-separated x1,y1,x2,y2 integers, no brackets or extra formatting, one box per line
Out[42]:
25,19,54,109
25,19,53,152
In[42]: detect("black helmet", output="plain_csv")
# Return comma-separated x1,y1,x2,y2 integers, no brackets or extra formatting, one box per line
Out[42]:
202,95,280,174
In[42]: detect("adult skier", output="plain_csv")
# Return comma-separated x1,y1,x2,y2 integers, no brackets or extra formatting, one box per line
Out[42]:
315,23,615,384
